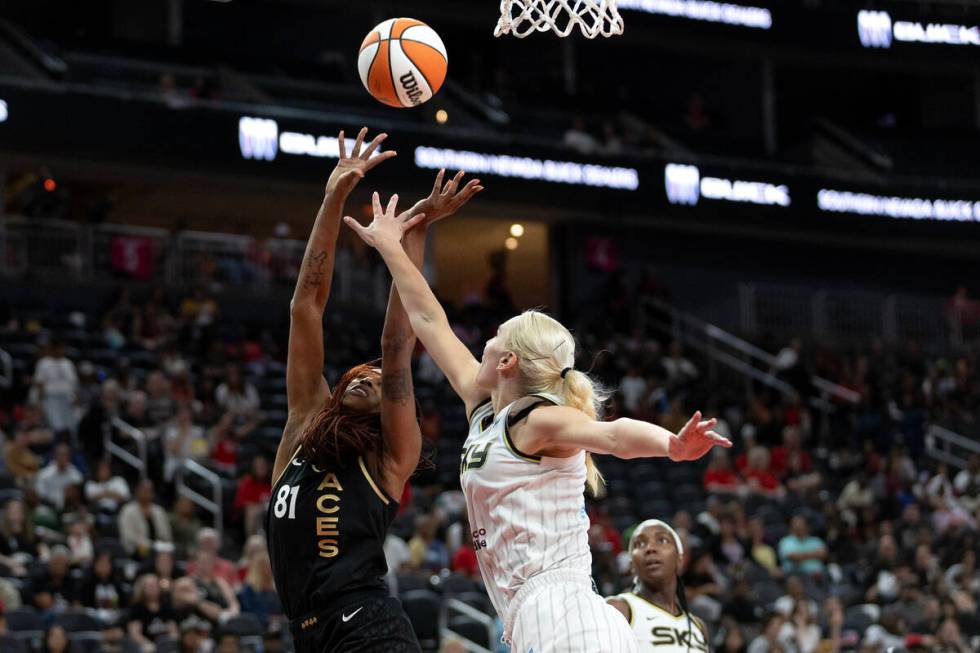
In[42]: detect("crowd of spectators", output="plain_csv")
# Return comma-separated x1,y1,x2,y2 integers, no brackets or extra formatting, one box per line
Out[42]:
0,273,977,652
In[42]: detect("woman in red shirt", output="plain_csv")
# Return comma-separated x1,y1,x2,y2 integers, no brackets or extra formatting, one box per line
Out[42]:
234,454,272,536
703,448,741,495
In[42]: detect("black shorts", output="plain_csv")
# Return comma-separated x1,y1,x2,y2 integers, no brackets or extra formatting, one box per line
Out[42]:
290,595,421,653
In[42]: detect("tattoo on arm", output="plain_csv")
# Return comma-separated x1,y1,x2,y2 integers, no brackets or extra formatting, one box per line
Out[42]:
303,251,328,289
382,367,413,405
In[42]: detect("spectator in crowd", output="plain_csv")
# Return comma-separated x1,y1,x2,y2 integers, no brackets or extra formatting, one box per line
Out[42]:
153,549,180,594
238,550,283,631
163,405,208,482
170,576,229,626
747,517,779,575
409,514,449,572
662,340,699,389
127,573,177,652
0,499,40,576
4,428,40,484
743,446,784,499
32,338,79,435
41,624,70,653
704,448,741,495
778,600,821,653
618,365,647,415
28,545,79,613
65,513,94,565
85,458,131,514
145,371,176,426
80,549,126,622
774,575,817,618
178,615,212,653
207,413,241,472
953,454,980,512
35,443,84,510
232,454,272,537
119,479,174,558
186,528,238,589
778,516,827,577
563,115,599,155
102,618,142,653
169,496,202,559
747,612,786,653
189,550,240,618
214,365,259,422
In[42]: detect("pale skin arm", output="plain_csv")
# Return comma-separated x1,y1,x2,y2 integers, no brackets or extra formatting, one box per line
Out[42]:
377,172,484,498
275,128,396,483
513,405,731,461
344,189,488,417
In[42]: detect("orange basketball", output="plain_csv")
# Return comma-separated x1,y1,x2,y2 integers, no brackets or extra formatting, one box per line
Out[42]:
358,18,448,109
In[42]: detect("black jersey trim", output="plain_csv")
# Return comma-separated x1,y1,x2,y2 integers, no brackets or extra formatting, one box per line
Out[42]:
272,446,302,488
358,456,396,505
467,397,492,422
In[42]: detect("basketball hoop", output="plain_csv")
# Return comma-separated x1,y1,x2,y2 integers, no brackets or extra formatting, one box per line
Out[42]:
495,0,624,38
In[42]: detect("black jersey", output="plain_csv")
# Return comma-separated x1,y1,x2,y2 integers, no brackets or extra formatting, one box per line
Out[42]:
266,450,398,619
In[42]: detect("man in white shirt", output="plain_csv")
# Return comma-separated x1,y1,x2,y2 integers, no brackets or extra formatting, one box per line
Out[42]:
36,443,83,509
953,454,980,512
618,366,648,415
32,339,79,434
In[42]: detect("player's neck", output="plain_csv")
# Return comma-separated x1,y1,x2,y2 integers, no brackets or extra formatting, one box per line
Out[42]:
635,584,681,617
491,381,523,414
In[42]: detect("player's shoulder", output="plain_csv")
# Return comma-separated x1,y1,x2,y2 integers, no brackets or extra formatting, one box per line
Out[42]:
605,594,633,624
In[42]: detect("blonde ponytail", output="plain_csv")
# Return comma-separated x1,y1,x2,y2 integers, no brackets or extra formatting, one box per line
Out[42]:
560,368,608,496
501,310,610,495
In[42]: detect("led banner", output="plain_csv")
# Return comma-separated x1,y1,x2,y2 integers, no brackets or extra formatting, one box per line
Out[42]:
618,0,772,30
858,9,980,49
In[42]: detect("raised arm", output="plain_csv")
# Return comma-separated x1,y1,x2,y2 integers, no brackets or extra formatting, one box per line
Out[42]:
344,186,488,416
279,128,395,479
378,171,483,497
514,406,731,460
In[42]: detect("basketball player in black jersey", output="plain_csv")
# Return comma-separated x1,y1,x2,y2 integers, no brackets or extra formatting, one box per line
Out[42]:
268,127,482,653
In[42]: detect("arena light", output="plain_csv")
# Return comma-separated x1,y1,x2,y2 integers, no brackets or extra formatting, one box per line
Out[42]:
510,223,525,237
415,146,640,190
0,100,7,124
665,163,790,207
817,189,980,222
618,0,772,30
858,10,980,49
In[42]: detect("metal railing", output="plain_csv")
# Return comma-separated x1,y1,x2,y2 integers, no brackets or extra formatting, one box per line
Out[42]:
103,417,148,479
926,424,980,472
176,458,225,537
737,283,974,350
441,598,495,653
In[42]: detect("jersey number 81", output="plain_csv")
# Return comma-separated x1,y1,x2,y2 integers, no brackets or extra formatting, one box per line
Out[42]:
274,484,299,519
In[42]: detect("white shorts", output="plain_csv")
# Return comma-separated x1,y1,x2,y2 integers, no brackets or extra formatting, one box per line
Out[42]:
506,571,639,653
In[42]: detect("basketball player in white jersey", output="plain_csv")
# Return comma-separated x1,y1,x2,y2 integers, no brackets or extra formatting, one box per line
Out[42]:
608,520,709,653
344,193,731,653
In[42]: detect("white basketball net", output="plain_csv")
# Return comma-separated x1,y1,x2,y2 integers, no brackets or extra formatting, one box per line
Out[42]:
495,0,624,38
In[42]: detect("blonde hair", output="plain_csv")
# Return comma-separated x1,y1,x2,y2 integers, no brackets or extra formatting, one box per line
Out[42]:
501,310,608,494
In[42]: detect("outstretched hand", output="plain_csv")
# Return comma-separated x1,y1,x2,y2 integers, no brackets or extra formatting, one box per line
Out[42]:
410,169,483,228
667,411,732,462
344,193,426,250
325,127,398,196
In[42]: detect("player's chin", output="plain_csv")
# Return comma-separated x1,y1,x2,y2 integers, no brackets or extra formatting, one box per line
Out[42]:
340,394,378,413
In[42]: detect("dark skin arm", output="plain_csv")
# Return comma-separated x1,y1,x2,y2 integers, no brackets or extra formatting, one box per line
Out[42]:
375,170,483,499
606,596,631,623
275,128,396,484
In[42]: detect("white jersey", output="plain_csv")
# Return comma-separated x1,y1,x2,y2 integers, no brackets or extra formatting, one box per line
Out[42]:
616,592,708,653
460,393,593,628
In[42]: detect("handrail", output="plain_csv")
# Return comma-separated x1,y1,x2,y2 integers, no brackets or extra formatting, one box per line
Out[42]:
176,458,224,537
926,424,980,472
442,598,495,653
647,297,860,405
104,417,148,479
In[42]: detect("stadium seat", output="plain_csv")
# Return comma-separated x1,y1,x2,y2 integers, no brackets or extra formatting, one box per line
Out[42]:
451,591,493,615
222,613,264,637
440,573,478,596
447,614,491,648
0,635,29,653
396,573,430,593
844,604,880,634
5,607,42,650
400,589,441,652
753,579,784,607
55,609,104,634
155,634,179,653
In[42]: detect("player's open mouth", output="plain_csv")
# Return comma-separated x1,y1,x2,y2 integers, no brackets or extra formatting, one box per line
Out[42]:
349,386,368,397
645,560,663,571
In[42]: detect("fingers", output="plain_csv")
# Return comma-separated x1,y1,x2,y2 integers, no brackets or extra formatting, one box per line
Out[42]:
385,194,399,217
706,431,733,447
372,191,383,217
680,411,702,436
364,149,397,171
432,168,446,194
443,170,465,196
403,212,427,231
697,418,718,431
362,132,387,159
337,130,347,159
350,127,368,158
342,216,369,242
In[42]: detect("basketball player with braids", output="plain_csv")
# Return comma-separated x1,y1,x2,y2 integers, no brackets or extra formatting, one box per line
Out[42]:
268,128,481,653
344,195,731,653
608,520,709,653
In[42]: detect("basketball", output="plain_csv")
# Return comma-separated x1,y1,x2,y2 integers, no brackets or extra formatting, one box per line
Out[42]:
358,18,448,109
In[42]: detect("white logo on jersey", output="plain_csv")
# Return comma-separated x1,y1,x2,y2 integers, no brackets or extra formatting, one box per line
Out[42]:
341,607,363,622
